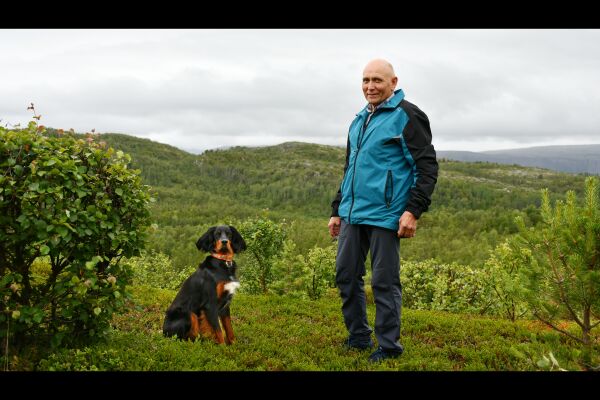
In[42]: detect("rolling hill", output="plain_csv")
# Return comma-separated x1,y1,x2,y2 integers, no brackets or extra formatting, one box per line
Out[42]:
86,133,588,271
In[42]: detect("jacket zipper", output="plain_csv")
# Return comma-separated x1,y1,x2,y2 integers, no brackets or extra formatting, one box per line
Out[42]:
348,110,377,223
385,170,393,208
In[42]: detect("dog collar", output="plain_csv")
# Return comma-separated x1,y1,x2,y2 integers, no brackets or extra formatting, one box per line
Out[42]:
211,253,234,262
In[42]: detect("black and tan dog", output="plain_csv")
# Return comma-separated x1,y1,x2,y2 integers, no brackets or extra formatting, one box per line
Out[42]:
162,225,246,344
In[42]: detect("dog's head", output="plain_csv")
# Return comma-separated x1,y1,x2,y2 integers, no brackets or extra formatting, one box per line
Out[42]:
196,225,247,255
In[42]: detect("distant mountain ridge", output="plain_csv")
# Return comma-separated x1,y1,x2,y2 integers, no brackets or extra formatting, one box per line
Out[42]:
438,144,600,175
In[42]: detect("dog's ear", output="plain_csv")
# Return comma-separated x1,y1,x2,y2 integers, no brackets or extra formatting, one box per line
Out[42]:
229,225,247,253
196,227,216,252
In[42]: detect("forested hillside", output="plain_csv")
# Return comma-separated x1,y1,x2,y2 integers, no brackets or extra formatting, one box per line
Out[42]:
95,133,589,272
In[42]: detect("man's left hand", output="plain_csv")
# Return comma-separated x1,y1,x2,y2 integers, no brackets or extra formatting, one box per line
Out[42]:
398,211,417,238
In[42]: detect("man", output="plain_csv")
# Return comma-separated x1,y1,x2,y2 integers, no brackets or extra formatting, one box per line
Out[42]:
329,59,438,362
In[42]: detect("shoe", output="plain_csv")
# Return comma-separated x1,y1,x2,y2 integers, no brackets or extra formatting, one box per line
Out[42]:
344,336,374,351
368,346,403,362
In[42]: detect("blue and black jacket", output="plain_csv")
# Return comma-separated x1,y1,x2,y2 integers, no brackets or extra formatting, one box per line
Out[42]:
331,89,438,231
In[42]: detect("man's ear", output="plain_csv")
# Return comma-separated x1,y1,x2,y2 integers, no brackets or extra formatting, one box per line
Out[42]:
229,225,247,253
196,227,216,252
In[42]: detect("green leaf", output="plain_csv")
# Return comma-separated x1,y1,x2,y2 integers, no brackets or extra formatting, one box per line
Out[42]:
56,226,69,238
28,182,39,191
537,356,550,369
50,235,60,246
40,245,50,255
33,312,44,323
45,159,57,166
93,307,102,316
115,188,123,196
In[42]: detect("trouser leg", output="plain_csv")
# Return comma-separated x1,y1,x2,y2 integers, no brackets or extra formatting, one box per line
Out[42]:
335,220,372,339
368,225,403,353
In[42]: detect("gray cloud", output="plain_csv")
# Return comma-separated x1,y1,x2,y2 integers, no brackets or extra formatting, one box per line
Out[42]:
2,29,600,153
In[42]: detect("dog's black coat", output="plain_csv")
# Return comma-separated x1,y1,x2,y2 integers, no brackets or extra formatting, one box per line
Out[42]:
162,225,246,342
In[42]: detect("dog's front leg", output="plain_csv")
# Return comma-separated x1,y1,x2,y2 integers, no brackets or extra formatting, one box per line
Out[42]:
219,306,235,345
206,308,225,344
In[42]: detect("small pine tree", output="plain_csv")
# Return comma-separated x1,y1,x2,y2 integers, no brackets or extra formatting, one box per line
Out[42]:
514,177,600,369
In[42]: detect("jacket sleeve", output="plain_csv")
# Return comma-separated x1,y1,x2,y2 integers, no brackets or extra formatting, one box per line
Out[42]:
400,102,438,219
330,135,350,217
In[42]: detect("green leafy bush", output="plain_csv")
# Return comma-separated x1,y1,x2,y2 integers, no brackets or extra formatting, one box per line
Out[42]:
401,259,495,315
270,239,306,296
0,121,152,348
299,245,337,300
238,217,286,294
124,251,195,290
269,240,337,300
484,239,531,321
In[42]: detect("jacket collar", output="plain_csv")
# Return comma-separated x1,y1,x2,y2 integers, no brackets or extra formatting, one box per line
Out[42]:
358,89,405,117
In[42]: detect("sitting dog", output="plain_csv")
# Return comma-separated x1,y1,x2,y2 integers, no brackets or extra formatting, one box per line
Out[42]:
162,225,246,344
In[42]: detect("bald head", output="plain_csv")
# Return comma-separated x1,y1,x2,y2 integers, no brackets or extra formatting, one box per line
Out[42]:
362,59,398,106
363,59,396,79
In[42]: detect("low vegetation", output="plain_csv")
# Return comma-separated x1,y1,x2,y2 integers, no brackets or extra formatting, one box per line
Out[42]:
14,286,595,371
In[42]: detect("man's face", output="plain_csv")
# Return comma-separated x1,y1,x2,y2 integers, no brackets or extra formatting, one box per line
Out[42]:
362,68,397,106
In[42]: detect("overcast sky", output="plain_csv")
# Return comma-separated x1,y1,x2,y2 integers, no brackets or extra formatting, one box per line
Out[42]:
1,29,599,153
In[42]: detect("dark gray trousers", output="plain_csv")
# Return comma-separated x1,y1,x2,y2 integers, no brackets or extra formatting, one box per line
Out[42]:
335,220,403,353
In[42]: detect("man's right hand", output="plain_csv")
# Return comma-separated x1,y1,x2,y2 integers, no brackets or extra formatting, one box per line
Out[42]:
328,217,341,238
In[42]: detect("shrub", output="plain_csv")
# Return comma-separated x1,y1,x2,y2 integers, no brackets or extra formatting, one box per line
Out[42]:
0,121,152,349
401,259,495,315
237,217,286,294
299,245,337,300
123,251,195,290
484,239,531,321
270,239,306,296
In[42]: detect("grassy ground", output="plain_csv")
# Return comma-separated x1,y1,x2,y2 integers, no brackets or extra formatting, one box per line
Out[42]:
9,286,598,371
